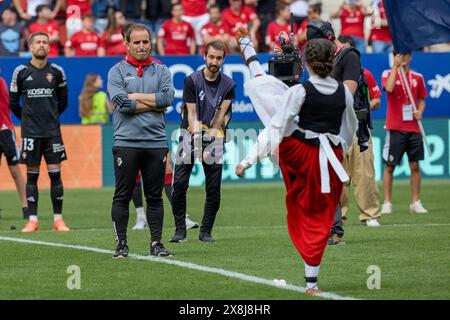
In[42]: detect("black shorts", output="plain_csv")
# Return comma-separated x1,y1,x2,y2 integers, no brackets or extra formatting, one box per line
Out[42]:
383,130,424,166
20,136,68,165
0,129,20,166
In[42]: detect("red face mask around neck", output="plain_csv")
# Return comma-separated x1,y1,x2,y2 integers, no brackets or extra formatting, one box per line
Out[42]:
125,55,152,77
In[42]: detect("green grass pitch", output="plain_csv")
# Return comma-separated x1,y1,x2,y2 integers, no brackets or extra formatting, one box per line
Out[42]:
0,180,449,300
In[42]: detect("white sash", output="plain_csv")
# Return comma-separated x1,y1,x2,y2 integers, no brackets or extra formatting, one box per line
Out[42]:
302,129,349,193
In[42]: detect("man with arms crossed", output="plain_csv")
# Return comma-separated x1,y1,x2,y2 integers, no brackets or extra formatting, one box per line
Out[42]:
108,24,175,258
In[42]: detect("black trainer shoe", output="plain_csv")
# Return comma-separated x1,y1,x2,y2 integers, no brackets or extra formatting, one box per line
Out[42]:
170,228,187,243
150,241,173,257
113,239,129,258
199,231,215,243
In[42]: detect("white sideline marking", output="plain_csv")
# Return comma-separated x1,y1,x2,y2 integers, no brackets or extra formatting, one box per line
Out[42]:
0,236,359,301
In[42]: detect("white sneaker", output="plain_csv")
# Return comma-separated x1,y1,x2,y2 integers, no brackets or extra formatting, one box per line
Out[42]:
132,217,147,230
381,202,392,214
185,215,199,229
365,219,381,227
410,200,428,214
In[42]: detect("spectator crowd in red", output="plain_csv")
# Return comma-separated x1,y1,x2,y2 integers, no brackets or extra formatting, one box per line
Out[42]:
0,0,397,58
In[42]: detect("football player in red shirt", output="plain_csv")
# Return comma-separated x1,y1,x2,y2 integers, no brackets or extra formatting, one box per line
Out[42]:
265,2,298,52
28,5,60,57
98,10,127,57
222,0,260,52
330,0,373,53
64,14,99,57
157,3,196,56
381,53,428,214
369,1,393,53
200,5,230,54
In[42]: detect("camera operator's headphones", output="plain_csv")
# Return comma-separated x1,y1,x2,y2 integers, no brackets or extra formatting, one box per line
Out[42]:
307,19,336,41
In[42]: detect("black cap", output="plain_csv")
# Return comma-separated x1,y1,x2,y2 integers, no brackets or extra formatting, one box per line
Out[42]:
307,20,335,41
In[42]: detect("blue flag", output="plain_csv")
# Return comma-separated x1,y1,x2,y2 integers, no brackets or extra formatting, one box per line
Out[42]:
382,0,450,53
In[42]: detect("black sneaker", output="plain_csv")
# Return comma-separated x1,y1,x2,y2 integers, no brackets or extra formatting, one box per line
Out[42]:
113,239,129,258
170,228,187,243
150,241,173,257
199,231,215,243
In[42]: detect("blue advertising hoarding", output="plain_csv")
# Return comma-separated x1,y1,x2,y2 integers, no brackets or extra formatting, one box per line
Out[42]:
101,118,450,187
0,52,449,124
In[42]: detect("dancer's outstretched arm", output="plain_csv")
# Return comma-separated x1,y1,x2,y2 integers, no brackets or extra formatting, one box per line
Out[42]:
235,27,292,177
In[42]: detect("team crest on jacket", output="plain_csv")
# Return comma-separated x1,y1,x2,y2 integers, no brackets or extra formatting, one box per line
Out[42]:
199,90,205,101
46,73,53,83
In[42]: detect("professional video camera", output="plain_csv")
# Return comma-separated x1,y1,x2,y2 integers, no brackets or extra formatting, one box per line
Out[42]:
268,14,304,87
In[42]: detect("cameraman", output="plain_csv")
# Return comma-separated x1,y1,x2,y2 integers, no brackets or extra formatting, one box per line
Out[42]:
234,28,357,293
337,34,381,227
170,40,236,243
306,19,369,245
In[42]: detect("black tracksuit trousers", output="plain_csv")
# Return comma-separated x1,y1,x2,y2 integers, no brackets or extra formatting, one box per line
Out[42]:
172,161,222,234
111,146,167,242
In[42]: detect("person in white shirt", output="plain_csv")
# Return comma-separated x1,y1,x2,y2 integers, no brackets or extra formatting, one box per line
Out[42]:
234,27,357,294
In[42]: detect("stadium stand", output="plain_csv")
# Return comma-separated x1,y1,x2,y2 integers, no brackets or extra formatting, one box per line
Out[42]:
1,0,448,57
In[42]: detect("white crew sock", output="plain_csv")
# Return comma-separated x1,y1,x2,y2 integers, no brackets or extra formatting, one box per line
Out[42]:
136,207,146,220
29,215,38,222
54,214,62,221
304,263,320,289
